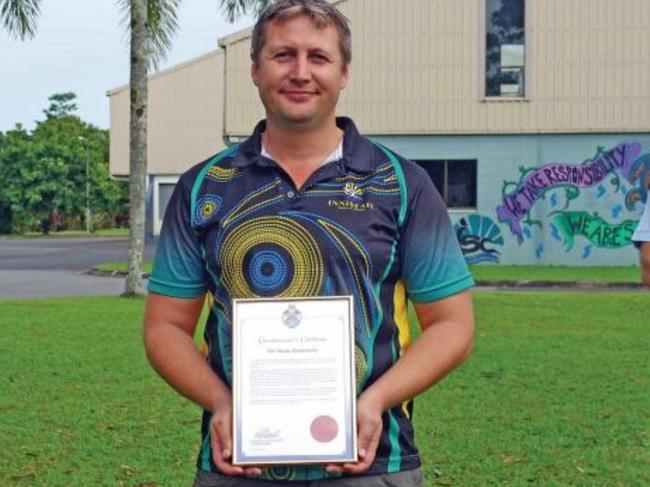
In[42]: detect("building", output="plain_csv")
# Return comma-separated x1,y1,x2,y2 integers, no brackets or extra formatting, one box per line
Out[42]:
108,0,650,265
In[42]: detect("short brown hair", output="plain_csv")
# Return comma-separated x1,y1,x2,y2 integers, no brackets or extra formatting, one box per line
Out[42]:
251,0,352,65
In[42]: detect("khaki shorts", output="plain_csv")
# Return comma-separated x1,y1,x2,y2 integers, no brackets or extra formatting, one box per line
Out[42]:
193,468,423,487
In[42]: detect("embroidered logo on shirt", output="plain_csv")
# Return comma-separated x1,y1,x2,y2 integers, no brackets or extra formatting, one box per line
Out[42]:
343,182,364,202
327,183,374,211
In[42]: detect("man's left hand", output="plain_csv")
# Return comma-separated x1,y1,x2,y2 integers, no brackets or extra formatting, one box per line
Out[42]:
326,391,383,475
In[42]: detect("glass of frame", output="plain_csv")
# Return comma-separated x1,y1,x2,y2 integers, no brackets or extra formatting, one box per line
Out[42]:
232,296,357,466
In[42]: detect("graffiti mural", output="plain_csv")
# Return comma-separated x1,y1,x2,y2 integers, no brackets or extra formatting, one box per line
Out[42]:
494,143,649,259
496,143,642,242
626,154,650,209
553,212,637,251
454,214,504,264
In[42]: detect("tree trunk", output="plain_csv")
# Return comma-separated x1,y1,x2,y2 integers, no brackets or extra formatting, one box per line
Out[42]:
124,0,148,296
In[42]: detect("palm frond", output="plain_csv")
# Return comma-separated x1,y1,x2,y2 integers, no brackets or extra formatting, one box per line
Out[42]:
146,0,181,65
218,0,273,23
0,0,41,40
116,0,181,69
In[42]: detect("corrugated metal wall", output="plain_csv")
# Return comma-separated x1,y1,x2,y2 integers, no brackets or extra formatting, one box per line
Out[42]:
109,50,226,176
222,0,650,136
222,31,265,135
108,89,130,176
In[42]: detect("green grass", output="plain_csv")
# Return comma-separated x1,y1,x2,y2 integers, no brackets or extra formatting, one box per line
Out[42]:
94,261,153,274
0,228,129,239
91,263,643,284
418,292,650,485
1,293,648,486
469,265,641,284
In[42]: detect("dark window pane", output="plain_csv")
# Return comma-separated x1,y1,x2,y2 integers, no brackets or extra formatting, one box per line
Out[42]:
414,160,445,197
447,160,477,208
486,0,525,97
414,159,477,209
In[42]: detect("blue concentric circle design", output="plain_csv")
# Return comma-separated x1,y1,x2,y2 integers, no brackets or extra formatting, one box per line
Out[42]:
243,245,294,296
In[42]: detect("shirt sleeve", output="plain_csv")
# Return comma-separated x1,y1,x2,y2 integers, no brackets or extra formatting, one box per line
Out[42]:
632,197,650,248
148,177,208,298
400,171,474,302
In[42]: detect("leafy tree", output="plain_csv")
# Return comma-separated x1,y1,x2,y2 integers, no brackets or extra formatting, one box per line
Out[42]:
0,126,35,233
0,93,128,234
0,127,28,233
43,92,78,120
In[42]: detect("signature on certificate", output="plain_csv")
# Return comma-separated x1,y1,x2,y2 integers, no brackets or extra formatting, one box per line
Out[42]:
254,428,281,439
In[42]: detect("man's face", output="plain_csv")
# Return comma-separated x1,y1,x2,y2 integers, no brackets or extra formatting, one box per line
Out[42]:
251,14,349,130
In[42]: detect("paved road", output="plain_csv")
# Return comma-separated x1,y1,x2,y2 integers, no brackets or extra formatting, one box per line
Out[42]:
0,237,155,299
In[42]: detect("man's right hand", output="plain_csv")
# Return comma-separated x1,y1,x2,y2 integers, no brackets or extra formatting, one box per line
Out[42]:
144,294,262,477
209,394,262,477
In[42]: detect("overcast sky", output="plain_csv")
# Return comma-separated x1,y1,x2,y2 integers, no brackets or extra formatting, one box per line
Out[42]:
0,1,254,132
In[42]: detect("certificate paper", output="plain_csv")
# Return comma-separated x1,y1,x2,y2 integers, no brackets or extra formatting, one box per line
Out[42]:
232,296,357,465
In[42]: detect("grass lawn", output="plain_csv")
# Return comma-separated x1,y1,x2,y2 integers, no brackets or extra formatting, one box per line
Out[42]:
1,293,648,486
468,265,641,284
94,261,153,274
92,263,644,285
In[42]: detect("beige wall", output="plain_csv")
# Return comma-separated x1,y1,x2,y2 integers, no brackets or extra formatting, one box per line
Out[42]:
109,89,130,176
108,50,226,176
222,0,650,136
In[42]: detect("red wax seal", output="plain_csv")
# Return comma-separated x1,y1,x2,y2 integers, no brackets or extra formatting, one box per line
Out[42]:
310,415,338,443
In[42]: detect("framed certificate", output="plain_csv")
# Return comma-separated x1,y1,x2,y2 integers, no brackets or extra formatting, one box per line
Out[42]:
232,296,357,465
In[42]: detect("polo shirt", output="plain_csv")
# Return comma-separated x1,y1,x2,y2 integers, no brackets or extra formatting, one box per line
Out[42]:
632,197,650,247
149,117,474,481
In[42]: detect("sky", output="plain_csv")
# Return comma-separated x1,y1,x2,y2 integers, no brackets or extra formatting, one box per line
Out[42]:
0,1,254,132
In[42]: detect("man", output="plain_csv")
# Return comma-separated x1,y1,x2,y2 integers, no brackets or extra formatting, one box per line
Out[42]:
144,1,474,485
632,195,650,286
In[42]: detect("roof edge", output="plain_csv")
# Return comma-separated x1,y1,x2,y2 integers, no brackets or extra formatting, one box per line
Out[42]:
218,26,254,47
106,48,224,97
225,128,650,137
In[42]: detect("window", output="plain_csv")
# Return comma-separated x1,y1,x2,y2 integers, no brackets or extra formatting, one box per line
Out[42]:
486,0,526,97
153,176,179,235
414,160,477,209
158,184,175,220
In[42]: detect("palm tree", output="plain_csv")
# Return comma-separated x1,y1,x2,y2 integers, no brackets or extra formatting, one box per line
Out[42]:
122,0,150,296
2,0,272,296
120,0,271,296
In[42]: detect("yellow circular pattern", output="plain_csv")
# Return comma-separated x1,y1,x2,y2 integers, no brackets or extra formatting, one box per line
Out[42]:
354,345,367,393
220,216,324,298
201,201,216,218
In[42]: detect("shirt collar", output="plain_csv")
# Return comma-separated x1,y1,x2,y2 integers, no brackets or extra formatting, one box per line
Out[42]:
231,117,378,173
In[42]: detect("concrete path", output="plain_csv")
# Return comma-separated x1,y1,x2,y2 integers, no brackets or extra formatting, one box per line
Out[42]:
0,237,155,300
